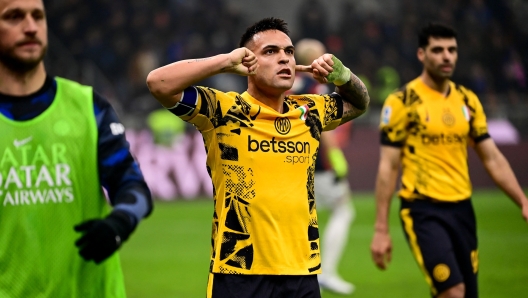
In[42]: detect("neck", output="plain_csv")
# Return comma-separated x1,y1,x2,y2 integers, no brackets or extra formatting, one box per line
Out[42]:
247,84,285,113
0,62,47,96
420,70,450,96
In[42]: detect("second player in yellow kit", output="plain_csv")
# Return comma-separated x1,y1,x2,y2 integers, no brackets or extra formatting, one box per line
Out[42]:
371,23,528,298
381,78,489,202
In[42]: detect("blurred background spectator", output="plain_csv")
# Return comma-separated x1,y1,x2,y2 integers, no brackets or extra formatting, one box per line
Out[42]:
45,0,527,137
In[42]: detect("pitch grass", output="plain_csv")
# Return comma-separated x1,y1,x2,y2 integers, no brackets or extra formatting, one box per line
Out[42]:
120,190,528,297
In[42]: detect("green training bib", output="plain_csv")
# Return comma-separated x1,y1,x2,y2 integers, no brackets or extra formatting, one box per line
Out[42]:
0,77,126,298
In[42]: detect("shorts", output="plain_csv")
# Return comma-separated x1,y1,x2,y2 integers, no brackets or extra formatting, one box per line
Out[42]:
399,198,478,298
314,171,350,209
207,273,321,298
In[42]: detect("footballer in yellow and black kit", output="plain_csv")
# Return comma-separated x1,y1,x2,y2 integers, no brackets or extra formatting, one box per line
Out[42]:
169,85,344,276
380,77,489,297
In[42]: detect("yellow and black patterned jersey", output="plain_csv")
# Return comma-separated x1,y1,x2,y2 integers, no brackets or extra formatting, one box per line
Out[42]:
169,86,345,275
380,77,490,202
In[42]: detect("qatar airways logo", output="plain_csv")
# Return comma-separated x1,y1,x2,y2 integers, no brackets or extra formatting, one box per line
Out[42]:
0,142,74,206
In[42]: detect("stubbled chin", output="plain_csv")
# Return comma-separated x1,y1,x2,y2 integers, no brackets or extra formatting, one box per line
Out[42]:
277,81,294,90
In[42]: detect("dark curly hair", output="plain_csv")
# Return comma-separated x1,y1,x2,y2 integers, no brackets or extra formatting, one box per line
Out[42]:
418,23,457,48
239,17,290,48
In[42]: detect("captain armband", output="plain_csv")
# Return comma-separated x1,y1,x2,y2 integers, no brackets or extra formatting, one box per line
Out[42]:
167,86,198,117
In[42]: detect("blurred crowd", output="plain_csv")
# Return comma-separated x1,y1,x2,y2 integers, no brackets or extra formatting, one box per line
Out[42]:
46,0,527,129
298,0,527,118
46,0,245,123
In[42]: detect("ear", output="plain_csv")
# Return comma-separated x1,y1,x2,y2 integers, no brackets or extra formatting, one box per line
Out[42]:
417,47,425,63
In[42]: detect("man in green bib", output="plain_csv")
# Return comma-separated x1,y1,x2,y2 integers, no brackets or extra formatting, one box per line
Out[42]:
0,0,153,297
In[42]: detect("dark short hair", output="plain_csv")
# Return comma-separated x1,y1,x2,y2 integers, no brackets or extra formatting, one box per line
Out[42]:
418,23,457,48
239,17,290,48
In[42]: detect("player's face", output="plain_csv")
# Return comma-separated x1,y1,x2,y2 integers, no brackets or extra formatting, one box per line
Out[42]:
418,37,457,81
0,0,47,72
247,30,296,95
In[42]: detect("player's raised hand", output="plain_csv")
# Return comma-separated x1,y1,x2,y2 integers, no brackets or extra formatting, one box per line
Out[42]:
295,53,331,84
371,231,393,270
226,47,259,76
296,54,351,86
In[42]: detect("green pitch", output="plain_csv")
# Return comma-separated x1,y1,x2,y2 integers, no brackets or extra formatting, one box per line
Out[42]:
120,190,528,297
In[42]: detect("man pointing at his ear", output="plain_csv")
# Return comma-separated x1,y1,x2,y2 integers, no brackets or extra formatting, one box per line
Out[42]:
147,17,369,298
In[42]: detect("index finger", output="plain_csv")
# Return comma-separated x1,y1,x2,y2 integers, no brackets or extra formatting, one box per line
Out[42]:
295,65,313,73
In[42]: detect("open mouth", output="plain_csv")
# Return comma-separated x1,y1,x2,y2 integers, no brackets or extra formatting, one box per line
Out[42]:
277,69,291,76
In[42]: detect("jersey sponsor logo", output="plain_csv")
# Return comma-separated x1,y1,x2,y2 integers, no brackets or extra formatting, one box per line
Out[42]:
248,135,311,165
421,133,466,145
1,143,75,206
248,136,310,154
274,117,291,135
110,123,125,135
382,106,391,125
13,136,33,148
433,263,450,282
0,188,74,206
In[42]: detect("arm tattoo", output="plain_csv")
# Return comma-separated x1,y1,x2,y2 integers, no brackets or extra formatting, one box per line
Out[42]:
187,57,213,63
336,72,370,122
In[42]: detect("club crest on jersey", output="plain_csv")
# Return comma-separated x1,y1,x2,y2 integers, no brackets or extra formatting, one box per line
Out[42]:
382,106,391,124
297,105,309,121
274,117,291,135
442,109,455,127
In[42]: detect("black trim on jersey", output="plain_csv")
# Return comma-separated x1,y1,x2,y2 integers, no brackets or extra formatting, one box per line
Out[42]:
197,87,211,117
455,83,464,94
219,143,239,161
458,85,490,142
168,102,195,117
282,101,290,113
308,263,321,273
473,133,490,143
400,88,407,104
329,92,344,120
461,93,476,114
380,131,404,147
